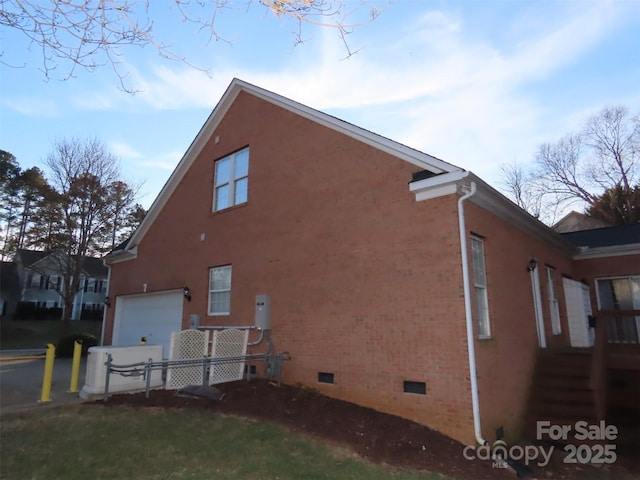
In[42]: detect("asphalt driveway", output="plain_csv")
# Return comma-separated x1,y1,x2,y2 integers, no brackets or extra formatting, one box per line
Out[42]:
0,352,87,414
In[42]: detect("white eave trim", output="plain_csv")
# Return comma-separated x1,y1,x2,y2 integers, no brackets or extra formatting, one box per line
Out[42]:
243,80,458,174
104,247,138,265
409,171,469,201
574,243,640,260
410,171,577,255
122,78,460,255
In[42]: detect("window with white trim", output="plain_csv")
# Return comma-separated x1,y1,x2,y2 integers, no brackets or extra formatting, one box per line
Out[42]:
94,280,105,293
213,148,249,211
546,267,562,335
471,236,491,338
49,276,60,290
596,276,640,343
597,276,640,311
208,265,232,315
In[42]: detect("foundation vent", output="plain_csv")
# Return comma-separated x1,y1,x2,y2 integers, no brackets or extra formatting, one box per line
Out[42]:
403,380,426,395
318,372,335,384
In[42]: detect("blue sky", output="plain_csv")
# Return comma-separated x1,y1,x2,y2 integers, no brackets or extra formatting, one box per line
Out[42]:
1,0,639,209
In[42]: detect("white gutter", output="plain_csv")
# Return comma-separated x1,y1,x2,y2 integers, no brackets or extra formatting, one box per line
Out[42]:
99,260,111,346
457,181,487,446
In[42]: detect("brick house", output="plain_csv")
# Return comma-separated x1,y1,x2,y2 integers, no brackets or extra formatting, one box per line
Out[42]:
103,79,640,445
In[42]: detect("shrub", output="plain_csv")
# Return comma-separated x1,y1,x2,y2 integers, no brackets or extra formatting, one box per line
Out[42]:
56,333,98,358
15,302,63,320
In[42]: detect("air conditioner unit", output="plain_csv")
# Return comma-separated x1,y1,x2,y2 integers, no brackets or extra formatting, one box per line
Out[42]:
79,345,164,399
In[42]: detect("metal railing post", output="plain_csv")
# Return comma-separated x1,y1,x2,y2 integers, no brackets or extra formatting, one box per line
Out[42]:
39,344,56,403
68,340,83,393
104,354,113,396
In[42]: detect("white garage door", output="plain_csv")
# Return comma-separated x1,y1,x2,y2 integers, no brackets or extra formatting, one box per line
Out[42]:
113,290,183,356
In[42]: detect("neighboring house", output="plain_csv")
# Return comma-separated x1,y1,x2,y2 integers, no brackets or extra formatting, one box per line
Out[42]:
563,224,640,344
13,249,108,320
553,210,611,233
0,262,20,317
103,79,640,445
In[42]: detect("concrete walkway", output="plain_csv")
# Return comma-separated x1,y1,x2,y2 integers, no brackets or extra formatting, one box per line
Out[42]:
0,353,87,414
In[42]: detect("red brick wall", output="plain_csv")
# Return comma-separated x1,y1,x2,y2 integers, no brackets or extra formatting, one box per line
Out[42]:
106,91,628,445
106,91,476,442
463,203,578,442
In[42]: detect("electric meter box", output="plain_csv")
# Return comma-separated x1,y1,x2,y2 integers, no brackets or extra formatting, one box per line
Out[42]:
255,294,271,330
189,314,201,329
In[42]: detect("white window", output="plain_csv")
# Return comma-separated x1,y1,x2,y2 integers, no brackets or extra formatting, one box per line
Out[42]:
546,267,562,335
597,276,640,311
94,280,105,293
49,276,59,290
471,236,491,338
208,265,232,315
213,148,249,211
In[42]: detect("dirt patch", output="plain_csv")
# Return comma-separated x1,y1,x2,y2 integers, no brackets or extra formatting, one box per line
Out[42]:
98,380,639,480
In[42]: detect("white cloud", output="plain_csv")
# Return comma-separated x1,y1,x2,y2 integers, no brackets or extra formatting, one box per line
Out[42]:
23,0,630,190
138,151,183,170
128,2,618,115
111,141,143,159
2,97,61,117
138,161,178,170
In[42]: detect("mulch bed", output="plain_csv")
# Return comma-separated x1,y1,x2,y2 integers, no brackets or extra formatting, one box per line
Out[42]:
97,379,639,480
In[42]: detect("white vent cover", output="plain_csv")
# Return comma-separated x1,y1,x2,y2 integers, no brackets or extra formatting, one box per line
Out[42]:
166,329,210,390
210,329,249,385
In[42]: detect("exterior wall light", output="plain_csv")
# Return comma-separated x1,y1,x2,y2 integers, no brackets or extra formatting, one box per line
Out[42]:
183,286,192,302
527,258,537,272
104,296,111,307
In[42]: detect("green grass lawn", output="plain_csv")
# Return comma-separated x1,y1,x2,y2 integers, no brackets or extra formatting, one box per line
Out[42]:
0,406,451,480
0,319,102,350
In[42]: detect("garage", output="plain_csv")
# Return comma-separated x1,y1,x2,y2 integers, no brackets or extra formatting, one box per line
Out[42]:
112,290,184,356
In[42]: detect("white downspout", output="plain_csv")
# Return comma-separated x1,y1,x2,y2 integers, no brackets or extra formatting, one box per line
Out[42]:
457,181,487,446
100,263,111,346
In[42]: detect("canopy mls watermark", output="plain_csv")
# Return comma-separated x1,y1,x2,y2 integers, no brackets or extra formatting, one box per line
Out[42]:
462,420,619,469
536,420,618,442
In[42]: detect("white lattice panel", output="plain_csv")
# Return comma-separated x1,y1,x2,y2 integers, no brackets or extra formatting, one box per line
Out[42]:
166,329,209,390
210,329,249,385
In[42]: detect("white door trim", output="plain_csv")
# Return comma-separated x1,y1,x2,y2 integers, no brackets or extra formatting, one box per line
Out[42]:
530,265,547,348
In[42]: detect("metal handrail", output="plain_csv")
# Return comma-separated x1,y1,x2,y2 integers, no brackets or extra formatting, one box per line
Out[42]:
104,351,291,398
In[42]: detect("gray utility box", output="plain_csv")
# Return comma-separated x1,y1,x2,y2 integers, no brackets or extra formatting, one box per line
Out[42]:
255,294,271,330
189,314,201,329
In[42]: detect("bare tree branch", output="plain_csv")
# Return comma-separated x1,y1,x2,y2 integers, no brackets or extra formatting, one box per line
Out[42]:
1,0,387,93
499,161,543,219
583,105,639,191
498,105,640,225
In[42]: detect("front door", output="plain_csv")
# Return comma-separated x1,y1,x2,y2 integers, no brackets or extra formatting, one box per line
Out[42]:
563,278,594,347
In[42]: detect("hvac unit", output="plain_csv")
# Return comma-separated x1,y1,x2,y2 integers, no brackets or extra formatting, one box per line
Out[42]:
79,345,164,399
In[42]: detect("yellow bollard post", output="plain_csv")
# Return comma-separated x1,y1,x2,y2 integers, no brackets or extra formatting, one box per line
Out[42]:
40,343,55,403
68,340,83,393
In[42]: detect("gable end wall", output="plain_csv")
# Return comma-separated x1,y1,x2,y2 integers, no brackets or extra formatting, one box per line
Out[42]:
105,91,478,442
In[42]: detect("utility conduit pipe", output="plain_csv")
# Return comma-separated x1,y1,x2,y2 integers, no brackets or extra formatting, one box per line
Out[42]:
457,181,488,446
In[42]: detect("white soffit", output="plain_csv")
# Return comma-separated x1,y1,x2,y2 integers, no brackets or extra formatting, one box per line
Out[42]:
574,243,640,259
409,171,469,201
410,171,577,255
